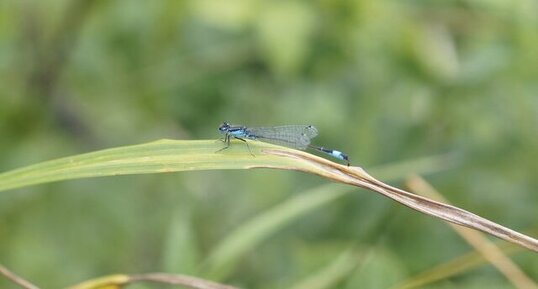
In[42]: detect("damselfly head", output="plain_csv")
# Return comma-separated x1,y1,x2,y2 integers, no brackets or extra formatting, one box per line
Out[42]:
218,122,230,133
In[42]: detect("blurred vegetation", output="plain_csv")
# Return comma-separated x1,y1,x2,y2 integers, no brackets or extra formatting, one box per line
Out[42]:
0,0,537,288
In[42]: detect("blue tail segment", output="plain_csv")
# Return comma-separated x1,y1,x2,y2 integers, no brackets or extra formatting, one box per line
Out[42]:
309,145,350,166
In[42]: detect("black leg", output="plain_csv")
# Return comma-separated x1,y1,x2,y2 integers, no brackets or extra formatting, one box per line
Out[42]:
216,135,254,156
216,134,231,152
235,137,254,156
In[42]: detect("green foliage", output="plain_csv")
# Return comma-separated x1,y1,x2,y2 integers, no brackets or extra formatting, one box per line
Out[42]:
0,0,537,288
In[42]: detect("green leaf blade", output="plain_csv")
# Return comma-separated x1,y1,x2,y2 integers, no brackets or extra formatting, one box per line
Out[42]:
0,139,309,192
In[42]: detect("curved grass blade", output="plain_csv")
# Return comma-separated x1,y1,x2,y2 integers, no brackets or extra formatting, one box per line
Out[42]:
201,154,455,280
0,139,537,254
201,183,351,279
289,248,365,289
389,241,526,289
405,175,538,289
0,139,310,192
67,273,239,289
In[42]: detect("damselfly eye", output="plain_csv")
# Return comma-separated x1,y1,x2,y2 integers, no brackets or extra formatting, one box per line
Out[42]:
218,122,230,132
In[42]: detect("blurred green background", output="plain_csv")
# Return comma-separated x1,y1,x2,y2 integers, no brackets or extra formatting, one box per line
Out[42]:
1,0,537,288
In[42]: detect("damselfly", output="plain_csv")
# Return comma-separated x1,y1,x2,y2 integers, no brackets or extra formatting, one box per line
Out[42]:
217,122,350,166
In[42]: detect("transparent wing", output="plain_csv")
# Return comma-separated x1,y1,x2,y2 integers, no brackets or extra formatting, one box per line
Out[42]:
246,125,318,149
